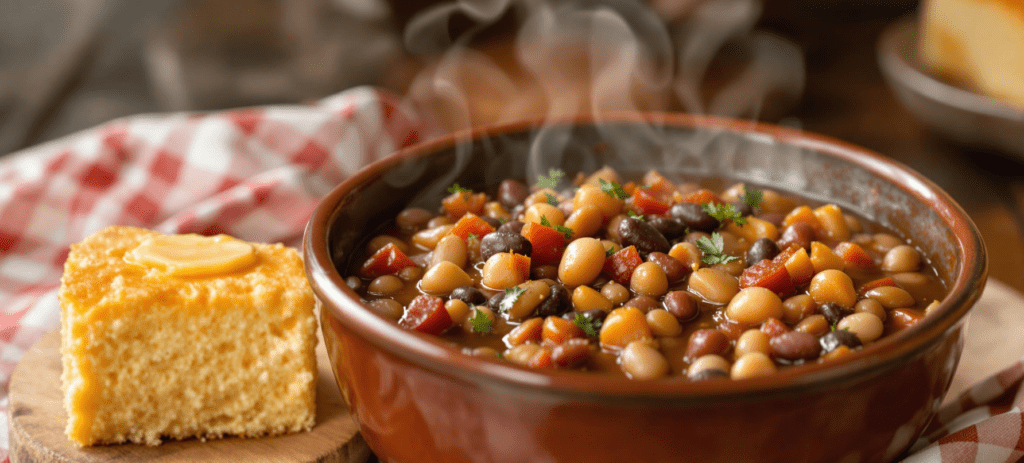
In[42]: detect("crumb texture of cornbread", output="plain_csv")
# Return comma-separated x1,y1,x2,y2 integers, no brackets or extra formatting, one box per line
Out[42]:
920,0,1024,106
59,226,317,446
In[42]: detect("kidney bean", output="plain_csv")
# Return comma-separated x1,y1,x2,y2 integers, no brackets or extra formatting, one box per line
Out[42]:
647,252,689,282
819,329,863,353
663,291,698,320
624,295,660,313
480,215,503,230
619,217,670,255
685,329,730,360
745,238,780,266
450,286,487,305
777,223,815,251
819,302,850,326
670,203,718,232
732,200,753,217
498,220,525,235
480,231,533,261
647,216,687,240
536,284,571,317
769,331,821,361
551,338,592,368
498,179,530,209
690,368,730,382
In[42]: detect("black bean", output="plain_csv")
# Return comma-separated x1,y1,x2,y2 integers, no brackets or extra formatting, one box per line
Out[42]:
819,302,851,326
689,368,729,382
647,216,687,240
746,238,780,267
498,179,529,209
670,202,718,232
618,217,670,255
498,220,525,235
451,286,487,305
769,331,821,360
480,215,503,230
778,222,815,251
663,291,698,320
624,295,660,313
480,231,532,261
647,252,689,282
487,292,505,311
536,284,570,317
819,329,863,353
732,200,753,217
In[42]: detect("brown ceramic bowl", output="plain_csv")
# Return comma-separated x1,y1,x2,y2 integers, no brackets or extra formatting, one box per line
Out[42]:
303,113,986,463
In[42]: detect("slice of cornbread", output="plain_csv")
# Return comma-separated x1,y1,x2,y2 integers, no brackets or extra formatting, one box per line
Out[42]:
59,226,317,446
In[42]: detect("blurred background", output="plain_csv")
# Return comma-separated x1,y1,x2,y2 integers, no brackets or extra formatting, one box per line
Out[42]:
1,0,1022,290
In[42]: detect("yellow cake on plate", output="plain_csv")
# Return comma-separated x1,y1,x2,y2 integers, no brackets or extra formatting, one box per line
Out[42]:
920,0,1024,106
59,226,317,446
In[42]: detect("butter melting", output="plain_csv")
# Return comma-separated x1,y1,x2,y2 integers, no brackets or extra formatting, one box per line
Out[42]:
125,234,257,277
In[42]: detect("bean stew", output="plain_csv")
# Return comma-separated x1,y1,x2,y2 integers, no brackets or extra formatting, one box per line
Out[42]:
346,167,946,381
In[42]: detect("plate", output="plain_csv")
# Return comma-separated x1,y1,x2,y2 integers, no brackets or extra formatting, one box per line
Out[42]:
877,17,1024,159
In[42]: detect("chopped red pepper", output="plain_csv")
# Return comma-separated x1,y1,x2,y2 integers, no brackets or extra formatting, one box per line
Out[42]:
359,242,417,279
603,246,643,286
442,191,487,218
631,189,671,216
858,277,898,297
834,242,876,271
739,258,795,296
399,295,452,335
641,170,677,197
448,212,495,242
680,189,724,206
521,222,566,266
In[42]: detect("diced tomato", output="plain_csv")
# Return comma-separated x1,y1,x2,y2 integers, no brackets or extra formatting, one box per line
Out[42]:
858,277,898,297
760,317,789,338
622,181,637,196
631,189,671,216
448,212,495,241
641,170,677,197
603,246,643,286
510,252,532,282
521,222,566,265
834,242,876,271
680,189,724,206
739,258,794,295
359,242,417,279
442,191,487,218
399,295,452,335
542,316,585,346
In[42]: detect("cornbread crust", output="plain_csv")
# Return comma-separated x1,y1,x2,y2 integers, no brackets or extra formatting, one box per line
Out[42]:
59,226,317,446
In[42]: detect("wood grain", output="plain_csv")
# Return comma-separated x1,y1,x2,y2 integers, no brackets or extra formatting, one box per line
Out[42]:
7,330,370,463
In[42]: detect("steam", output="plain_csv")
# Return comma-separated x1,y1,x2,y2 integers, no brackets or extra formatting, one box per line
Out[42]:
389,0,805,199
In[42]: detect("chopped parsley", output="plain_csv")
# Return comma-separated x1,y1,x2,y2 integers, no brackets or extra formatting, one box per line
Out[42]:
598,179,630,200
702,202,748,226
447,183,472,199
536,168,566,190
739,186,763,213
695,232,740,265
545,193,559,206
573,313,602,337
605,246,615,257
540,216,575,239
499,286,527,313
469,307,494,333
627,210,644,220
467,233,479,241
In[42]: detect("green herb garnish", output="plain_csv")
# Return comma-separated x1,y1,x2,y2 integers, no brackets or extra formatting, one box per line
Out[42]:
598,179,630,200
627,210,644,220
605,246,616,257
702,202,748,226
739,186,763,213
500,286,527,313
573,313,602,337
467,233,479,241
553,224,574,240
448,183,472,199
537,168,566,190
545,193,558,206
469,307,494,333
695,232,740,265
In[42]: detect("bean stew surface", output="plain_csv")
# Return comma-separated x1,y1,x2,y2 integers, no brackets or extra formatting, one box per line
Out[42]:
347,168,946,381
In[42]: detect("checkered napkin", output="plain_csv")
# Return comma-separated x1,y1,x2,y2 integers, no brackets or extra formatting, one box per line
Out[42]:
0,86,1019,463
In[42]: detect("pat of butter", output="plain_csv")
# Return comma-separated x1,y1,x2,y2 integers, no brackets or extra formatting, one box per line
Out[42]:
125,233,257,277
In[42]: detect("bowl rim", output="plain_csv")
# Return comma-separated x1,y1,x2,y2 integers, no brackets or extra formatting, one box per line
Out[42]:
304,112,987,401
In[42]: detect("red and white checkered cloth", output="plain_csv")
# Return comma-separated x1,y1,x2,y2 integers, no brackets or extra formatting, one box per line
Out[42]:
0,87,1020,462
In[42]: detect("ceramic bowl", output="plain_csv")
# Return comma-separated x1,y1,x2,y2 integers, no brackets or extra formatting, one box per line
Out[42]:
303,113,986,463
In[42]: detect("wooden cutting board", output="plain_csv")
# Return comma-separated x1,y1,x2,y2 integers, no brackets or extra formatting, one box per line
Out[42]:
6,330,370,463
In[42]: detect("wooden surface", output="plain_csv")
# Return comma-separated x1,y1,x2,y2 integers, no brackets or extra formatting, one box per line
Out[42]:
6,330,370,463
